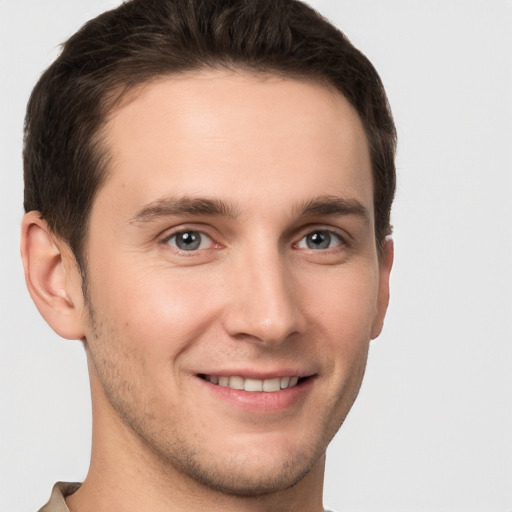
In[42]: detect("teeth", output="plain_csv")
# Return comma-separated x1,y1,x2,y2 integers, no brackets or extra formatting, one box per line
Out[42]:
263,378,280,392
244,378,263,392
229,376,244,390
205,375,302,392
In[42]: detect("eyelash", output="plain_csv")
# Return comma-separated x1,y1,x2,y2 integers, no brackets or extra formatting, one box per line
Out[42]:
294,230,346,251
163,230,216,252
161,227,348,254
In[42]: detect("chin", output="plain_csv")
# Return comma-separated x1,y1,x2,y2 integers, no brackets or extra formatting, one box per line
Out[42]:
177,449,318,497
150,426,331,497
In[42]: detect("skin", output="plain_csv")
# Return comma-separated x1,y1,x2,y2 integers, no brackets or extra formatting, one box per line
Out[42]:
21,70,393,512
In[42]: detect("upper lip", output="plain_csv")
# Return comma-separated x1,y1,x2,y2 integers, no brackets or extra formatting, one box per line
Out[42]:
196,369,316,379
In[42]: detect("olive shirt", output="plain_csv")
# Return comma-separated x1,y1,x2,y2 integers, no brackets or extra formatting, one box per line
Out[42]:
38,482,338,511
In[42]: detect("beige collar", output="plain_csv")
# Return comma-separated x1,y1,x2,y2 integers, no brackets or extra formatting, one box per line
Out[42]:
38,482,81,512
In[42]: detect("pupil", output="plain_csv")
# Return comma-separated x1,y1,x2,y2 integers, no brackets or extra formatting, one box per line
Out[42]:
177,232,200,250
308,232,330,249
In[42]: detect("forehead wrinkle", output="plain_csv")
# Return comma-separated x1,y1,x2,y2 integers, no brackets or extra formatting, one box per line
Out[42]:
295,195,371,225
128,196,241,224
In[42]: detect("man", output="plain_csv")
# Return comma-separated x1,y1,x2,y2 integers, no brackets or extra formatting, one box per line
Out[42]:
20,0,395,510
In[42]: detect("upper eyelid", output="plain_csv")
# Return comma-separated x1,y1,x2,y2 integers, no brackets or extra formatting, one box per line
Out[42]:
164,229,211,240
160,224,217,241
164,228,213,239
293,224,351,244
295,229,345,248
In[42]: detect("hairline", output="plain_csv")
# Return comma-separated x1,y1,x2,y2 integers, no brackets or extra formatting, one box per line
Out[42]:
68,64,386,295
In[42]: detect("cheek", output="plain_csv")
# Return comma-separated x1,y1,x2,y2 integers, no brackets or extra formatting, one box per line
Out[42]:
302,264,379,344
93,264,223,357
299,265,378,397
84,267,221,413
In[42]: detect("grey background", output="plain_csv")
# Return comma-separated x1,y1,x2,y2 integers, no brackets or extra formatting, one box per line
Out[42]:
1,1,511,510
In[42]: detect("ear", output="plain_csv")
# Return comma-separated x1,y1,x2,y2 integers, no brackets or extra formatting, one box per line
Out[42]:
371,238,394,340
20,211,86,340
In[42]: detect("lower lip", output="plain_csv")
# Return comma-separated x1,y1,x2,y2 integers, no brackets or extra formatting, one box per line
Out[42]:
198,377,314,414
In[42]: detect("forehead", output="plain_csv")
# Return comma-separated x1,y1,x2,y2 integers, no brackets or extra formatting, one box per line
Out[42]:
96,69,373,222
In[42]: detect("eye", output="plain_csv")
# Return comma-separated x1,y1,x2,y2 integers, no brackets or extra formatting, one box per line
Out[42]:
296,230,343,250
165,230,213,251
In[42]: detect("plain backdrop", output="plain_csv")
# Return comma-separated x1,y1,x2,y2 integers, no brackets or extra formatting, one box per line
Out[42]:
1,1,511,511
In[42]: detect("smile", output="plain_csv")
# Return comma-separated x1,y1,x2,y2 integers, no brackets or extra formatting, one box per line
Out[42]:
200,375,303,392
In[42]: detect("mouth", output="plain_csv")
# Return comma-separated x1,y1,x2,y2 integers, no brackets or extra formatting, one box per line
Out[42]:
198,374,308,392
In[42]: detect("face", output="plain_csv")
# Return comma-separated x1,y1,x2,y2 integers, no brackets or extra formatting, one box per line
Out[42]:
80,70,391,495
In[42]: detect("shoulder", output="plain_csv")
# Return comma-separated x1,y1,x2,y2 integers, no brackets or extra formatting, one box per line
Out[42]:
38,482,81,512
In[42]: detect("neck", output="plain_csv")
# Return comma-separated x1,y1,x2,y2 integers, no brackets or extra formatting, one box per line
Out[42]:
67,367,326,512
69,433,326,512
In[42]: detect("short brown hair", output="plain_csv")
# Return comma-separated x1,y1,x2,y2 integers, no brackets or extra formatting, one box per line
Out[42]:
24,0,396,272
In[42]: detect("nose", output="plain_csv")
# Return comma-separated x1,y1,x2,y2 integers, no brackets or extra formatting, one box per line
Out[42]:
222,248,306,346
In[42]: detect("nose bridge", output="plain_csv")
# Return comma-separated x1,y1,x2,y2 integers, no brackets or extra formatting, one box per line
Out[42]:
223,241,304,345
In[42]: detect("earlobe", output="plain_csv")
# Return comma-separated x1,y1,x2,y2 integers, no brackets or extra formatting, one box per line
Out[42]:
371,238,394,340
20,212,86,340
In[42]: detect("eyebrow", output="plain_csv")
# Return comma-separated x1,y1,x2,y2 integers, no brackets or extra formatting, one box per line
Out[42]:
296,195,370,224
129,196,240,224
129,194,370,225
